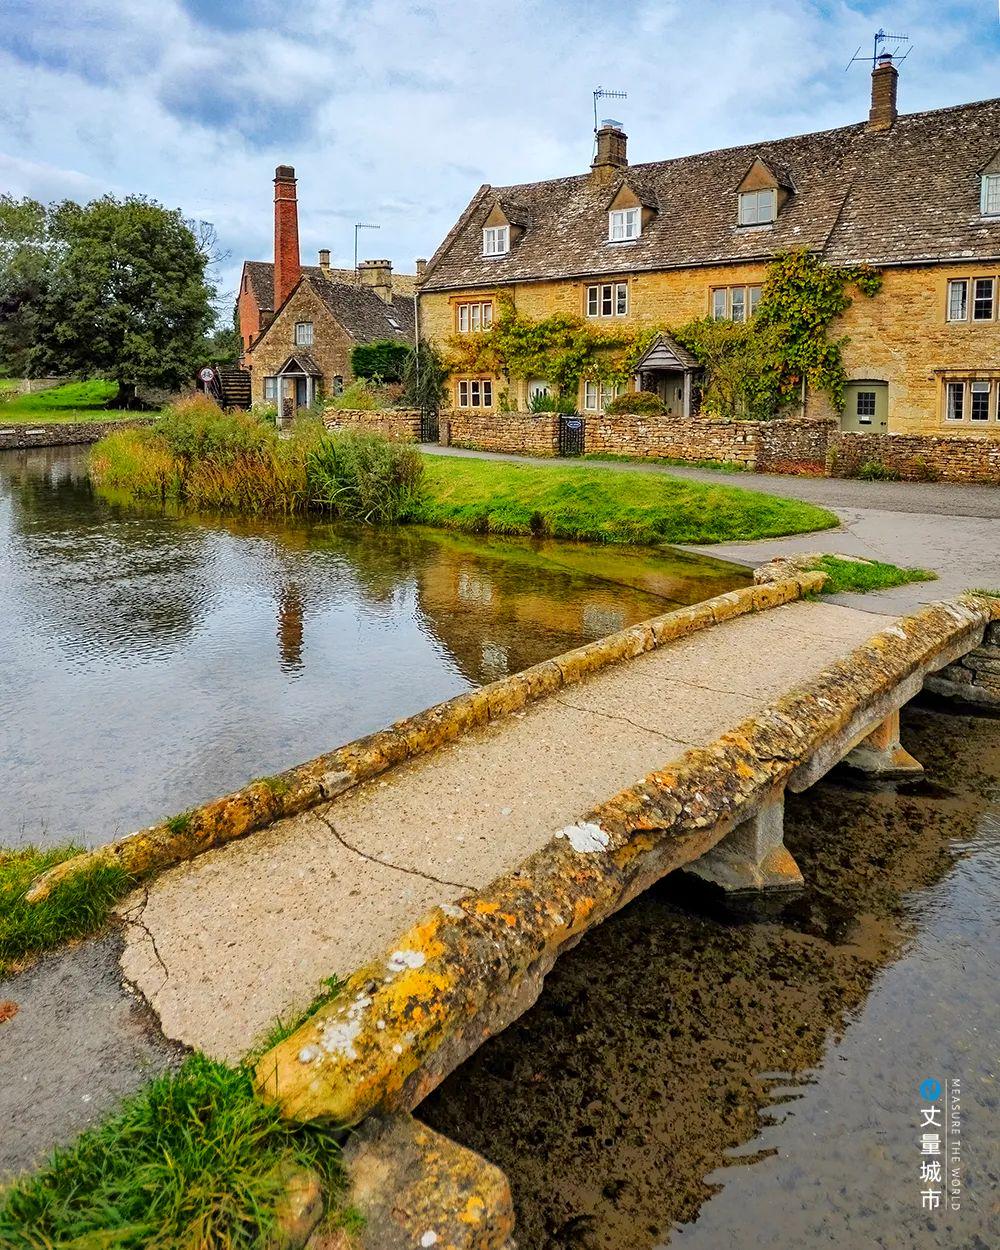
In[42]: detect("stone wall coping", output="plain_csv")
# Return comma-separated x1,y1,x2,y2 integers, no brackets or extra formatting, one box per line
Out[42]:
26,577,821,903
255,593,999,1127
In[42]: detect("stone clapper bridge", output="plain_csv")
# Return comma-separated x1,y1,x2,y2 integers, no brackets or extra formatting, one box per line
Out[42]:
27,576,1000,1249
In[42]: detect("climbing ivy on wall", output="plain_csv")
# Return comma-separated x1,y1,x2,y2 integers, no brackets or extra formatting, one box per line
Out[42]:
446,251,882,415
755,250,882,412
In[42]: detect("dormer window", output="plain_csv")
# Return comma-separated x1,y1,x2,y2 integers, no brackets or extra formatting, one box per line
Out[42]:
483,226,509,256
739,188,777,226
982,174,1000,216
609,207,640,241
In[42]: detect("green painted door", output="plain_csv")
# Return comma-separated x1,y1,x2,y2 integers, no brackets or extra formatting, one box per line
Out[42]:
842,381,888,432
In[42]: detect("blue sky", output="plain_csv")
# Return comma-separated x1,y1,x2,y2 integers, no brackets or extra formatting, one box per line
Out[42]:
2,1,998,317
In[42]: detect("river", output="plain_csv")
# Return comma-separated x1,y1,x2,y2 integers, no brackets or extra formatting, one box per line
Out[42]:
420,707,1000,1249
0,444,747,846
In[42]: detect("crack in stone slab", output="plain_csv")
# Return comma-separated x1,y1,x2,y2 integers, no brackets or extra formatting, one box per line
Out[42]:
118,886,171,997
551,696,701,748
317,814,475,892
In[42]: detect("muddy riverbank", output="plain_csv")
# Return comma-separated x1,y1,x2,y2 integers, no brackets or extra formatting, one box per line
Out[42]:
419,706,1000,1248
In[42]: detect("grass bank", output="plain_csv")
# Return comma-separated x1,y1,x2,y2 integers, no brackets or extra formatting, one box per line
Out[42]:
412,455,837,545
0,379,134,424
0,845,132,975
94,402,835,543
0,1053,352,1249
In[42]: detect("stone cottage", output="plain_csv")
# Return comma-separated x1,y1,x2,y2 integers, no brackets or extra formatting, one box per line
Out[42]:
418,57,1000,440
238,166,417,412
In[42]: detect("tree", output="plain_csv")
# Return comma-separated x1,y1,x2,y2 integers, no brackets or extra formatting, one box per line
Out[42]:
401,340,449,416
673,317,790,421
0,195,216,404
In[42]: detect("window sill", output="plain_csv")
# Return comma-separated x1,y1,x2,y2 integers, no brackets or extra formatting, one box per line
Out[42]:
735,222,775,232
605,238,640,246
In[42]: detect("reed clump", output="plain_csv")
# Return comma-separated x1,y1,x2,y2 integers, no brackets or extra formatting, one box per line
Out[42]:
90,396,424,521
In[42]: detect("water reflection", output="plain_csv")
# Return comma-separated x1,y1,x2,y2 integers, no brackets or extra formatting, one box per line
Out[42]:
0,447,747,845
419,709,1000,1249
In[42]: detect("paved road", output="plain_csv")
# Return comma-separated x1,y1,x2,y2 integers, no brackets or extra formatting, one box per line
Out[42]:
422,446,1000,613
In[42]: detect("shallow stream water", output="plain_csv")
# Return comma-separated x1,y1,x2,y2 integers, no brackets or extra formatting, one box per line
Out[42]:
0,445,747,846
420,708,1000,1248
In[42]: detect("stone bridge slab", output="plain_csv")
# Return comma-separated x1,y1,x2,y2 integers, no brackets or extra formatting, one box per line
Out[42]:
118,600,894,1062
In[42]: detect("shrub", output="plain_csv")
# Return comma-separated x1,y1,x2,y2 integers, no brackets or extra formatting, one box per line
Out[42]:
528,389,557,413
326,379,382,411
673,317,790,420
401,341,450,417
306,429,424,523
157,395,274,464
910,455,942,483
604,390,667,416
855,458,901,482
350,339,410,382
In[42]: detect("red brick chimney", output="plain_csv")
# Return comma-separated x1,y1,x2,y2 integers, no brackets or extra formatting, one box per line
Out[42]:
868,53,899,132
273,165,301,309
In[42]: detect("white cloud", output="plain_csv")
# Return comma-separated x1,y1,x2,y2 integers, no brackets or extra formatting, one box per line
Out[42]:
1,0,997,318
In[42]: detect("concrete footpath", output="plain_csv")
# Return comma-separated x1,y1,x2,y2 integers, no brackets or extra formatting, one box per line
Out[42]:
118,599,893,1062
422,445,1000,613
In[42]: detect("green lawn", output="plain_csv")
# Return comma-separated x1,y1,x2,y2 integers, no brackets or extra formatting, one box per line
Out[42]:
0,379,132,423
412,455,838,545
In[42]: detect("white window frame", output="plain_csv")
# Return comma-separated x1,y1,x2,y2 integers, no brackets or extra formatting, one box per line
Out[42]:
482,226,509,257
263,377,277,402
945,381,965,422
583,380,622,413
457,300,494,333
457,378,493,409
608,207,640,241
738,188,777,226
947,279,969,322
586,282,628,318
972,277,996,322
294,321,313,347
711,284,763,321
981,174,1000,217
970,381,992,422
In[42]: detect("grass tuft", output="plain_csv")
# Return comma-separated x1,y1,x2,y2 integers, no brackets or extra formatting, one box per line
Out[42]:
0,1054,347,1250
815,555,937,595
0,846,133,974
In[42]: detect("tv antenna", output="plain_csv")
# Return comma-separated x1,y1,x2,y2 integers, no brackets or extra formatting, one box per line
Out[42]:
846,28,912,72
354,222,380,275
593,86,627,133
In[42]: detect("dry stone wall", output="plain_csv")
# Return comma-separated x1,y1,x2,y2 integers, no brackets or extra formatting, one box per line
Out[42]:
323,409,422,441
440,410,559,456
0,418,154,450
828,431,1000,484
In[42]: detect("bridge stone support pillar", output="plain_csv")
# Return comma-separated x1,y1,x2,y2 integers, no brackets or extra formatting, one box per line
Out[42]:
684,788,803,894
841,708,923,780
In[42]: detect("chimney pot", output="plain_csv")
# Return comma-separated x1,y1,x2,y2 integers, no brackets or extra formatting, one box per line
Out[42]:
868,54,899,132
273,164,301,308
415,257,427,280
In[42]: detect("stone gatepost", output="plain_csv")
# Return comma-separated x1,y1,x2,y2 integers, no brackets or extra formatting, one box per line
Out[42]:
841,708,924,780
682,788,803,894
924,621,1000,709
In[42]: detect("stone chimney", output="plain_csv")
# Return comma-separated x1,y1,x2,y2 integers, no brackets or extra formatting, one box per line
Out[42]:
358,258,393,303
415,257,427,282
868,53,899,132
273,165,301,308
318,248,330,272
592,120,628,172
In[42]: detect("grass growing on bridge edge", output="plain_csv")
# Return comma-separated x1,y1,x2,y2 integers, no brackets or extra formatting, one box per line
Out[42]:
412,455,838,545
0,1053,356,1250
815,555,937,595
0,846,132,975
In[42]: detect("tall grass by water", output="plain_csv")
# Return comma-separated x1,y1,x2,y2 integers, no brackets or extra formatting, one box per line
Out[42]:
90,395,423,520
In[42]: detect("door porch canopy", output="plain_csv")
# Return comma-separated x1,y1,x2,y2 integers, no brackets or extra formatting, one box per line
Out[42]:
632,333,700,416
